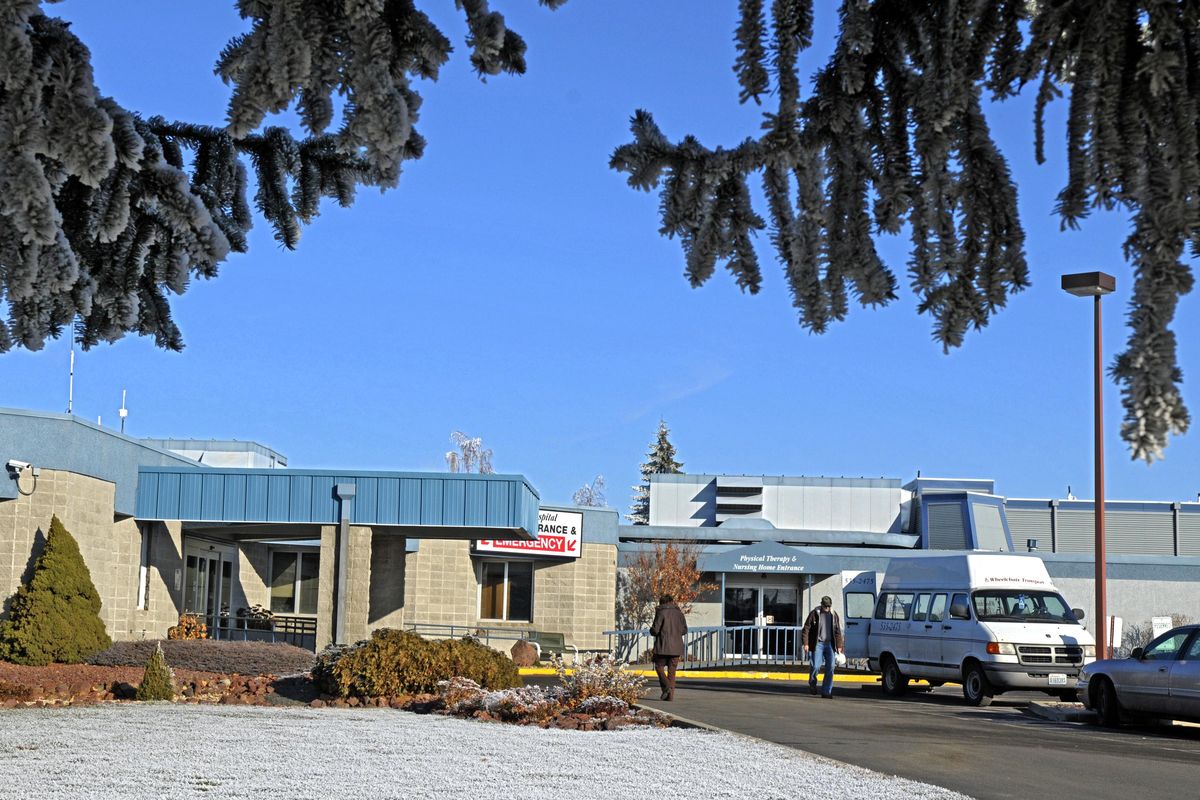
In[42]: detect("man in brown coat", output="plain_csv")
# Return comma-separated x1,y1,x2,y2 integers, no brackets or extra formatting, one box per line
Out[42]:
801,595,844,698
650,594,687,700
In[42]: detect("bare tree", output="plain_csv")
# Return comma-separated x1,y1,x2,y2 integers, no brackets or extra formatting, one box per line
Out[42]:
445,431,494,474
572,475,606,507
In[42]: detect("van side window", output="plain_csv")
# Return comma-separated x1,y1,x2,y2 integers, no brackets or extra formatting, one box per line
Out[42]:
875,592,914,621
846,592,875,619
911,593,932,622
950,592,971,620
928,594,948,622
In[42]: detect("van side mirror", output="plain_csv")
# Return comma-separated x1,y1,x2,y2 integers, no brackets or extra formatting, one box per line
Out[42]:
1130,647,1143,661
1071,608,1085,621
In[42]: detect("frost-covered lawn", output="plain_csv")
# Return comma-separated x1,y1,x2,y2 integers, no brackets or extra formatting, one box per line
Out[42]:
0,705,970,800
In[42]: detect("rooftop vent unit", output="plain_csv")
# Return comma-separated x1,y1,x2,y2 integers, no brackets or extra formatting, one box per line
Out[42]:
715,476,764,524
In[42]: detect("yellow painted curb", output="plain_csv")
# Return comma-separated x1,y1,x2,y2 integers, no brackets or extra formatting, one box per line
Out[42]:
517,667,922,684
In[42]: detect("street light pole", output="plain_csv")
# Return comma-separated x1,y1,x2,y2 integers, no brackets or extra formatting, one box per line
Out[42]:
1062,271,1116,660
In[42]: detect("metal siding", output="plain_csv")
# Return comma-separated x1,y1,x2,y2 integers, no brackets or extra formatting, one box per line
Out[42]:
178,473,203,520
353,477,379,525
465,481,488,526
397,478,421,524
245,475,268,520
310,475,336,522
376,478,400,525
442,480,466,526
201,474,224,519
289,475,313,522
927,502,968,549
420,480,443,525
222,474,247,521
1180,514,1200,556
1006,508,1052,546
484,481,508,526
1107,511,1173,555
136,472,159,518
267,474,290,520
1055,511,1094,553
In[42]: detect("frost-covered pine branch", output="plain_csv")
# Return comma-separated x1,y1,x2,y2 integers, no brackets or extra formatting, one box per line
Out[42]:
0,0,563,354
611,0,1196,462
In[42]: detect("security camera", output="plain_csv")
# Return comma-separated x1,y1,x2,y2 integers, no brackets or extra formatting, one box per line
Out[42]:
5,460,31,473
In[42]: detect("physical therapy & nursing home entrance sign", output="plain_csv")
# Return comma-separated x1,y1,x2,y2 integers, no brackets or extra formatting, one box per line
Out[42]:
473,508,583,560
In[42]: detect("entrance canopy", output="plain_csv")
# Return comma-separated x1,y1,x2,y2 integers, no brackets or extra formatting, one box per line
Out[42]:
136,467,540,539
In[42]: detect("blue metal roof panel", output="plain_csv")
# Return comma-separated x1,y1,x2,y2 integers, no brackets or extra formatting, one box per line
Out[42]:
136,467,540,533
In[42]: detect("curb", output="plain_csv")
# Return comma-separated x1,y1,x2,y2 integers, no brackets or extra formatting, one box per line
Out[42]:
1025,701,1097,723
519,667,881,684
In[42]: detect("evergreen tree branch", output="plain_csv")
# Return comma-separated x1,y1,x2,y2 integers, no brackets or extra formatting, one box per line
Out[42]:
612,0,1196,461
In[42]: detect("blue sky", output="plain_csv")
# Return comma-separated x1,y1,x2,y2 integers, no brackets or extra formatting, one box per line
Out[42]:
4,2,1198,508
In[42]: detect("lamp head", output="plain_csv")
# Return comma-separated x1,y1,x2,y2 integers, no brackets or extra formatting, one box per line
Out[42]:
1061,271,1116,297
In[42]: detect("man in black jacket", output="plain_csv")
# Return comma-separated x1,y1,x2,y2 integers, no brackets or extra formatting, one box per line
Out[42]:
801,595,844,698
650,594,687,700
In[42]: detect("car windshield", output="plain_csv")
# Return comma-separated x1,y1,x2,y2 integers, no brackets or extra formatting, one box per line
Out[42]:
971,590,1077,624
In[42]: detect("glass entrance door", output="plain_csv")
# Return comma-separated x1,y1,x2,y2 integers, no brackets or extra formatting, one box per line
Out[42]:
762,587,799,657
184,550,233,636
724,587,759,656
724,585,799,659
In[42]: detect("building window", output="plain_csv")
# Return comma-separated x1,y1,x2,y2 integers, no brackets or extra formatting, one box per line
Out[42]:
269,551,319,615
136,524,151,611
479,560,533,622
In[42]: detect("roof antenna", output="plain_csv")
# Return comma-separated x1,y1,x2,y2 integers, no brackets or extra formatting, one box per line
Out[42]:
67,343,75,415
119,390,128,434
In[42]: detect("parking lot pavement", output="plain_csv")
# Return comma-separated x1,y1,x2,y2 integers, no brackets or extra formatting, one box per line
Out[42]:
640,679,1200,800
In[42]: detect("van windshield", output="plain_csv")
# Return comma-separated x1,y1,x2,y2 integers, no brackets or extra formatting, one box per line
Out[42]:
971,590,1078,624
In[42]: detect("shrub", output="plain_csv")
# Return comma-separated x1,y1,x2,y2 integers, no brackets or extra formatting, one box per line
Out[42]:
136,643,175,701
554,654,646,706
314,629,522,698
0,516,112,665
167,614,207,641
436,679,565,722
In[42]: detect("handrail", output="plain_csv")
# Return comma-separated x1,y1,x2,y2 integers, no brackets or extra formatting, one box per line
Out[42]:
605,624,810,668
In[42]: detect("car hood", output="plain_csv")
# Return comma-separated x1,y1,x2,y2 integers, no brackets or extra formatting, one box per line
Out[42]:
980,621,1095,645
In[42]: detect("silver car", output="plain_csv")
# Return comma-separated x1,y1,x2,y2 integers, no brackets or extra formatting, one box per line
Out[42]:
1078,624,1200,726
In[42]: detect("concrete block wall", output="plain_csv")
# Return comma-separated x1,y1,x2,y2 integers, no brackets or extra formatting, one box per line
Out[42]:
0,469,187,642
401,539,477,627
529,543,617,651
401,539,618,651
368,532,406,632
315,525,373,649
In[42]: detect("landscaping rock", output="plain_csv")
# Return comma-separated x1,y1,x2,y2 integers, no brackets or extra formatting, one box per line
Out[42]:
510,640,538,667
111,682,137,700
309,699,326,708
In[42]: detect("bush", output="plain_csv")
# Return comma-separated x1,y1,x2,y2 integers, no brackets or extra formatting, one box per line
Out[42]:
167,614,207,641
554,654,646,706
89,640,315,676
0,516,112,665
136,643,175,701
314,629,522,698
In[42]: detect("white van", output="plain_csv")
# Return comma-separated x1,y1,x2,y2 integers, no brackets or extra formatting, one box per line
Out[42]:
843,553,1096,706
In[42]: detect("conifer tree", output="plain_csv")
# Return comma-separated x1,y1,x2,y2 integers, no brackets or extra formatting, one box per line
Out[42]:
135,642,176,701
628,420,683,525
0,0,563,354
611,0,1200,463
0,515,112,666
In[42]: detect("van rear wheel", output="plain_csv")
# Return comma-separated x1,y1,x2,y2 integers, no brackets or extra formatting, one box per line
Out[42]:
962,663,994,707
881,655,909,696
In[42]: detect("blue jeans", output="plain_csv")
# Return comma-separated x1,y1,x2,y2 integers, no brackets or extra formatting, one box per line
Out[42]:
809,641,835,697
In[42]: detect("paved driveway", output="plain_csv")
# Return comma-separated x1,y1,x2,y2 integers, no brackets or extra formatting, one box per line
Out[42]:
641,680,1200,800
